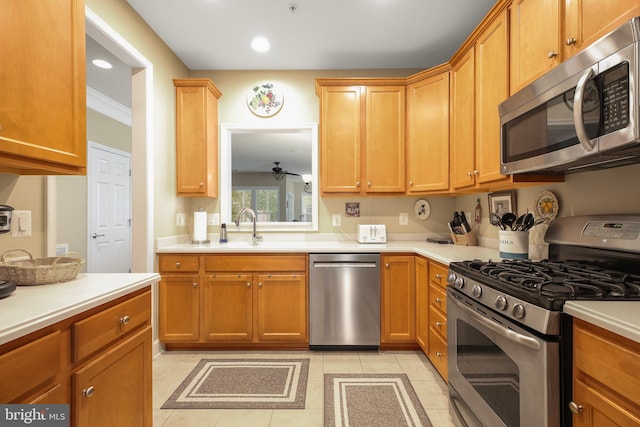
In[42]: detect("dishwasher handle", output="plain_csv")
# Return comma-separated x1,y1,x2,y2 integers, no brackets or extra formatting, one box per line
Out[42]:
312,262,378,268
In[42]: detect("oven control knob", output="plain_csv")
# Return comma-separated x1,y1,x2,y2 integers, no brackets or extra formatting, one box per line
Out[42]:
472,285,482,298
495,295,508,310
512,304,526,319
454,277,464,289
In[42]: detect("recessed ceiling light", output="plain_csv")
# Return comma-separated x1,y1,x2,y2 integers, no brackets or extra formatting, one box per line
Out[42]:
251,37,271,53
92,59,113,69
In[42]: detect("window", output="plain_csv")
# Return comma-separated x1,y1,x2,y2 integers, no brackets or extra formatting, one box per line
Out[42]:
232,187,280,222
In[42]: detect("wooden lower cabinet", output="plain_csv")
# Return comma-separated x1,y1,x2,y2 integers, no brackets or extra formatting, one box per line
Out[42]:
0,287,152,426
415,256,429,353
159,253,308,348
427,261,448,380
72,327,152,427
381,254,416,348
572,319,640,427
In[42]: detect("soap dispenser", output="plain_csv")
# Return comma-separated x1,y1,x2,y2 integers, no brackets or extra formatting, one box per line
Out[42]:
219,223,228,243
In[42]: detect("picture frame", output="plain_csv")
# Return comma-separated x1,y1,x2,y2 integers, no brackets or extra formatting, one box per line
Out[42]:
488,191,516,217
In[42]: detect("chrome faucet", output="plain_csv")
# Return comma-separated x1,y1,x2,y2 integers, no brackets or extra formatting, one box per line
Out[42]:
235,207,262,246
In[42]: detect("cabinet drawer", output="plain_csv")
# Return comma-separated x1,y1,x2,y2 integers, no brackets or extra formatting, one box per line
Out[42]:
429,262,448,289
428,328,448,381
429,304,447,339
73,291,151,362
574,319,640,407
0,331,62,403
158,255,200,272
429,282,447,313
204,255,307,272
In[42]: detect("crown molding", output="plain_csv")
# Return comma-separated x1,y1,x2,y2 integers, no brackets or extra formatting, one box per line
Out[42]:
86,86,132,126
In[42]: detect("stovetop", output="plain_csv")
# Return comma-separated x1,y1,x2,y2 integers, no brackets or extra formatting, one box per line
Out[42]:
449,258,640,311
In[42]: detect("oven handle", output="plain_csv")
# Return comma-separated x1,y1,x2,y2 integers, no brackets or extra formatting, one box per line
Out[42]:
450,296,541,351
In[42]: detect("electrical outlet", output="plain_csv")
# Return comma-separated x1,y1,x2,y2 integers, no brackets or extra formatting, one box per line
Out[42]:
207,213,220,225
332,214,341,227
176,212,186,227
399,212,409,225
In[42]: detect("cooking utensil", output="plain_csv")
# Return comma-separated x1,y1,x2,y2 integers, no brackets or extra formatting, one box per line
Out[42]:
501,212,516,230
490,212,505,230
513,214,526,231
521,213,535,231
530,217,547,229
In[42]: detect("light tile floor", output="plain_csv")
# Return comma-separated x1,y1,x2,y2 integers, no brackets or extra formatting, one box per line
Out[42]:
153,350,457,427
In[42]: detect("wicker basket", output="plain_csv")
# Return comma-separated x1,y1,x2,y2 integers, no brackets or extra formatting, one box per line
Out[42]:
0,249,84,285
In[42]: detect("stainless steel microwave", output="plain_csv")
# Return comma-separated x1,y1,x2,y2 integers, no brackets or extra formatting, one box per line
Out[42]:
499,17,640,175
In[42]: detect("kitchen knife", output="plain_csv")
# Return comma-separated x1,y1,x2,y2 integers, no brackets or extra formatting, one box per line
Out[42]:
460,211,471,233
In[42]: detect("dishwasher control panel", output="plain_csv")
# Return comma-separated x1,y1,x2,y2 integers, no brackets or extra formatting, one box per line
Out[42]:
356,224,387,243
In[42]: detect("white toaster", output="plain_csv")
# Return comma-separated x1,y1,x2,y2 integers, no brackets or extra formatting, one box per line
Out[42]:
356,224,387,243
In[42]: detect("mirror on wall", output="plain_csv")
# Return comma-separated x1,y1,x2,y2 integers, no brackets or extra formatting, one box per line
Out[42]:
220,124,318,231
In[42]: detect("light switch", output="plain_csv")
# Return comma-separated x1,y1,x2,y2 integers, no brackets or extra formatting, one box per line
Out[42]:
399,212,409,225
208,213,220,225
11,210,32,238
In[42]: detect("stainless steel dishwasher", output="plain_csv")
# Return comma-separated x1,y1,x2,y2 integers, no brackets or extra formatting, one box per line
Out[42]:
309,253,380,350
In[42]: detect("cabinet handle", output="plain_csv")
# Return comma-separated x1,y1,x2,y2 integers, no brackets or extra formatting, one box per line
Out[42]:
473,170,479,175
436,321,443,327
175,262,181,268
409,180,413,186
435,297,443,303
356,181,361,187
548,51,558,58
435,274,442,279
436,352,443,358
385,263,389,268
367,181,371,187
566,37,577,46
258,282,263,287
246,282,251,288
119,315,130,325
568,401,583,414
82,386,95,397
193,282,197,288
466,171,473,177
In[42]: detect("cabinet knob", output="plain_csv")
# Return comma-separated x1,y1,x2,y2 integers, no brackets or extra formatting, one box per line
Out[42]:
436,352,443,358
435,273,442,279
385,263,390,268
367,181,371,187
568,401,583,414
175,262,181,268
566,37,577,46
436,321,443,327
246,282,251,288
435,297,443,303
259,282,263,287
548,51,558,58
473,170,479,175
82,386,95,397
467,171,473,177
193,282,197,288
356,181,361,187
119,315,130,325
409,181,413,186
199,182,204,187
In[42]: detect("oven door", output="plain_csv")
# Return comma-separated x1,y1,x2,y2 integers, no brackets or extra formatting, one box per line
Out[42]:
447,288,561,427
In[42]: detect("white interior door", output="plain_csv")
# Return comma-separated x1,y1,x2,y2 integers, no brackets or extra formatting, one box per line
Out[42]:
88,142,132,273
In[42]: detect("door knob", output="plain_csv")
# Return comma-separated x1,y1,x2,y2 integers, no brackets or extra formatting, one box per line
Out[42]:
92,233,105,238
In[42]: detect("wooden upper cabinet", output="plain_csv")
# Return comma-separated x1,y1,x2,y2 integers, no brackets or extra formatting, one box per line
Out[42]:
317,80,405,195
450,48,476,191
474,8,510,186
406,67,450,194
563,0,640,59
510,0,561,94
319,85,362,193
174,78,221,197
0,0,86,175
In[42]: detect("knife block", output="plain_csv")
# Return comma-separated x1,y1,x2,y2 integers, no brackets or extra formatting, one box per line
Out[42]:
451,230,478,246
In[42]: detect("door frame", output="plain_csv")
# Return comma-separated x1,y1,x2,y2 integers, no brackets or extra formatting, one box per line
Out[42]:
46,7,155,273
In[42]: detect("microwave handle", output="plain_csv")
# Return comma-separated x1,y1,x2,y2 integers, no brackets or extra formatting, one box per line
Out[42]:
573,67,597,151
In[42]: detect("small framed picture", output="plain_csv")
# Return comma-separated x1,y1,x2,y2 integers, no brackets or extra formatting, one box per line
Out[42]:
488,191,516,216
345,202,360,217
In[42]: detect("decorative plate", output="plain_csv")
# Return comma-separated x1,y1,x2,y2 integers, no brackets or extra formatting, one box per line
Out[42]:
413,199,431,221
534,190,559,220
247,82,284,117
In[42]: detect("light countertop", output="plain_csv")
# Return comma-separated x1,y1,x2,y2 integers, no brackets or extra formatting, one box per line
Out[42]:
0,273,160,345
564,301,640,344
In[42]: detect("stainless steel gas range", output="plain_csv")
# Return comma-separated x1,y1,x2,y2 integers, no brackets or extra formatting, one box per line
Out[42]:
446,215,640,427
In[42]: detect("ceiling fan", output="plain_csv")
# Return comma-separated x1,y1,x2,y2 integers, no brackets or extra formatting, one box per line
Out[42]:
271,161,300,180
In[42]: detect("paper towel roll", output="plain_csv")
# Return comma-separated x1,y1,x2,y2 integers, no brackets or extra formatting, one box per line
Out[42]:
193,211,208,243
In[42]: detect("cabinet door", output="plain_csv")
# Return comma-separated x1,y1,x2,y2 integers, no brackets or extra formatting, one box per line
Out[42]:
158,275,200,342
381,255,416,344
510,0,561,94
319,86,363,193
256,273,308,342
564,0,640,59
174,79,220,197
203,274,253,341
415,257,429,353
0,0,86,174
475,9,510,186
450,48,476,190
406,72,450,193
573,378,640,427
73,327,152,427
365,86,405,193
